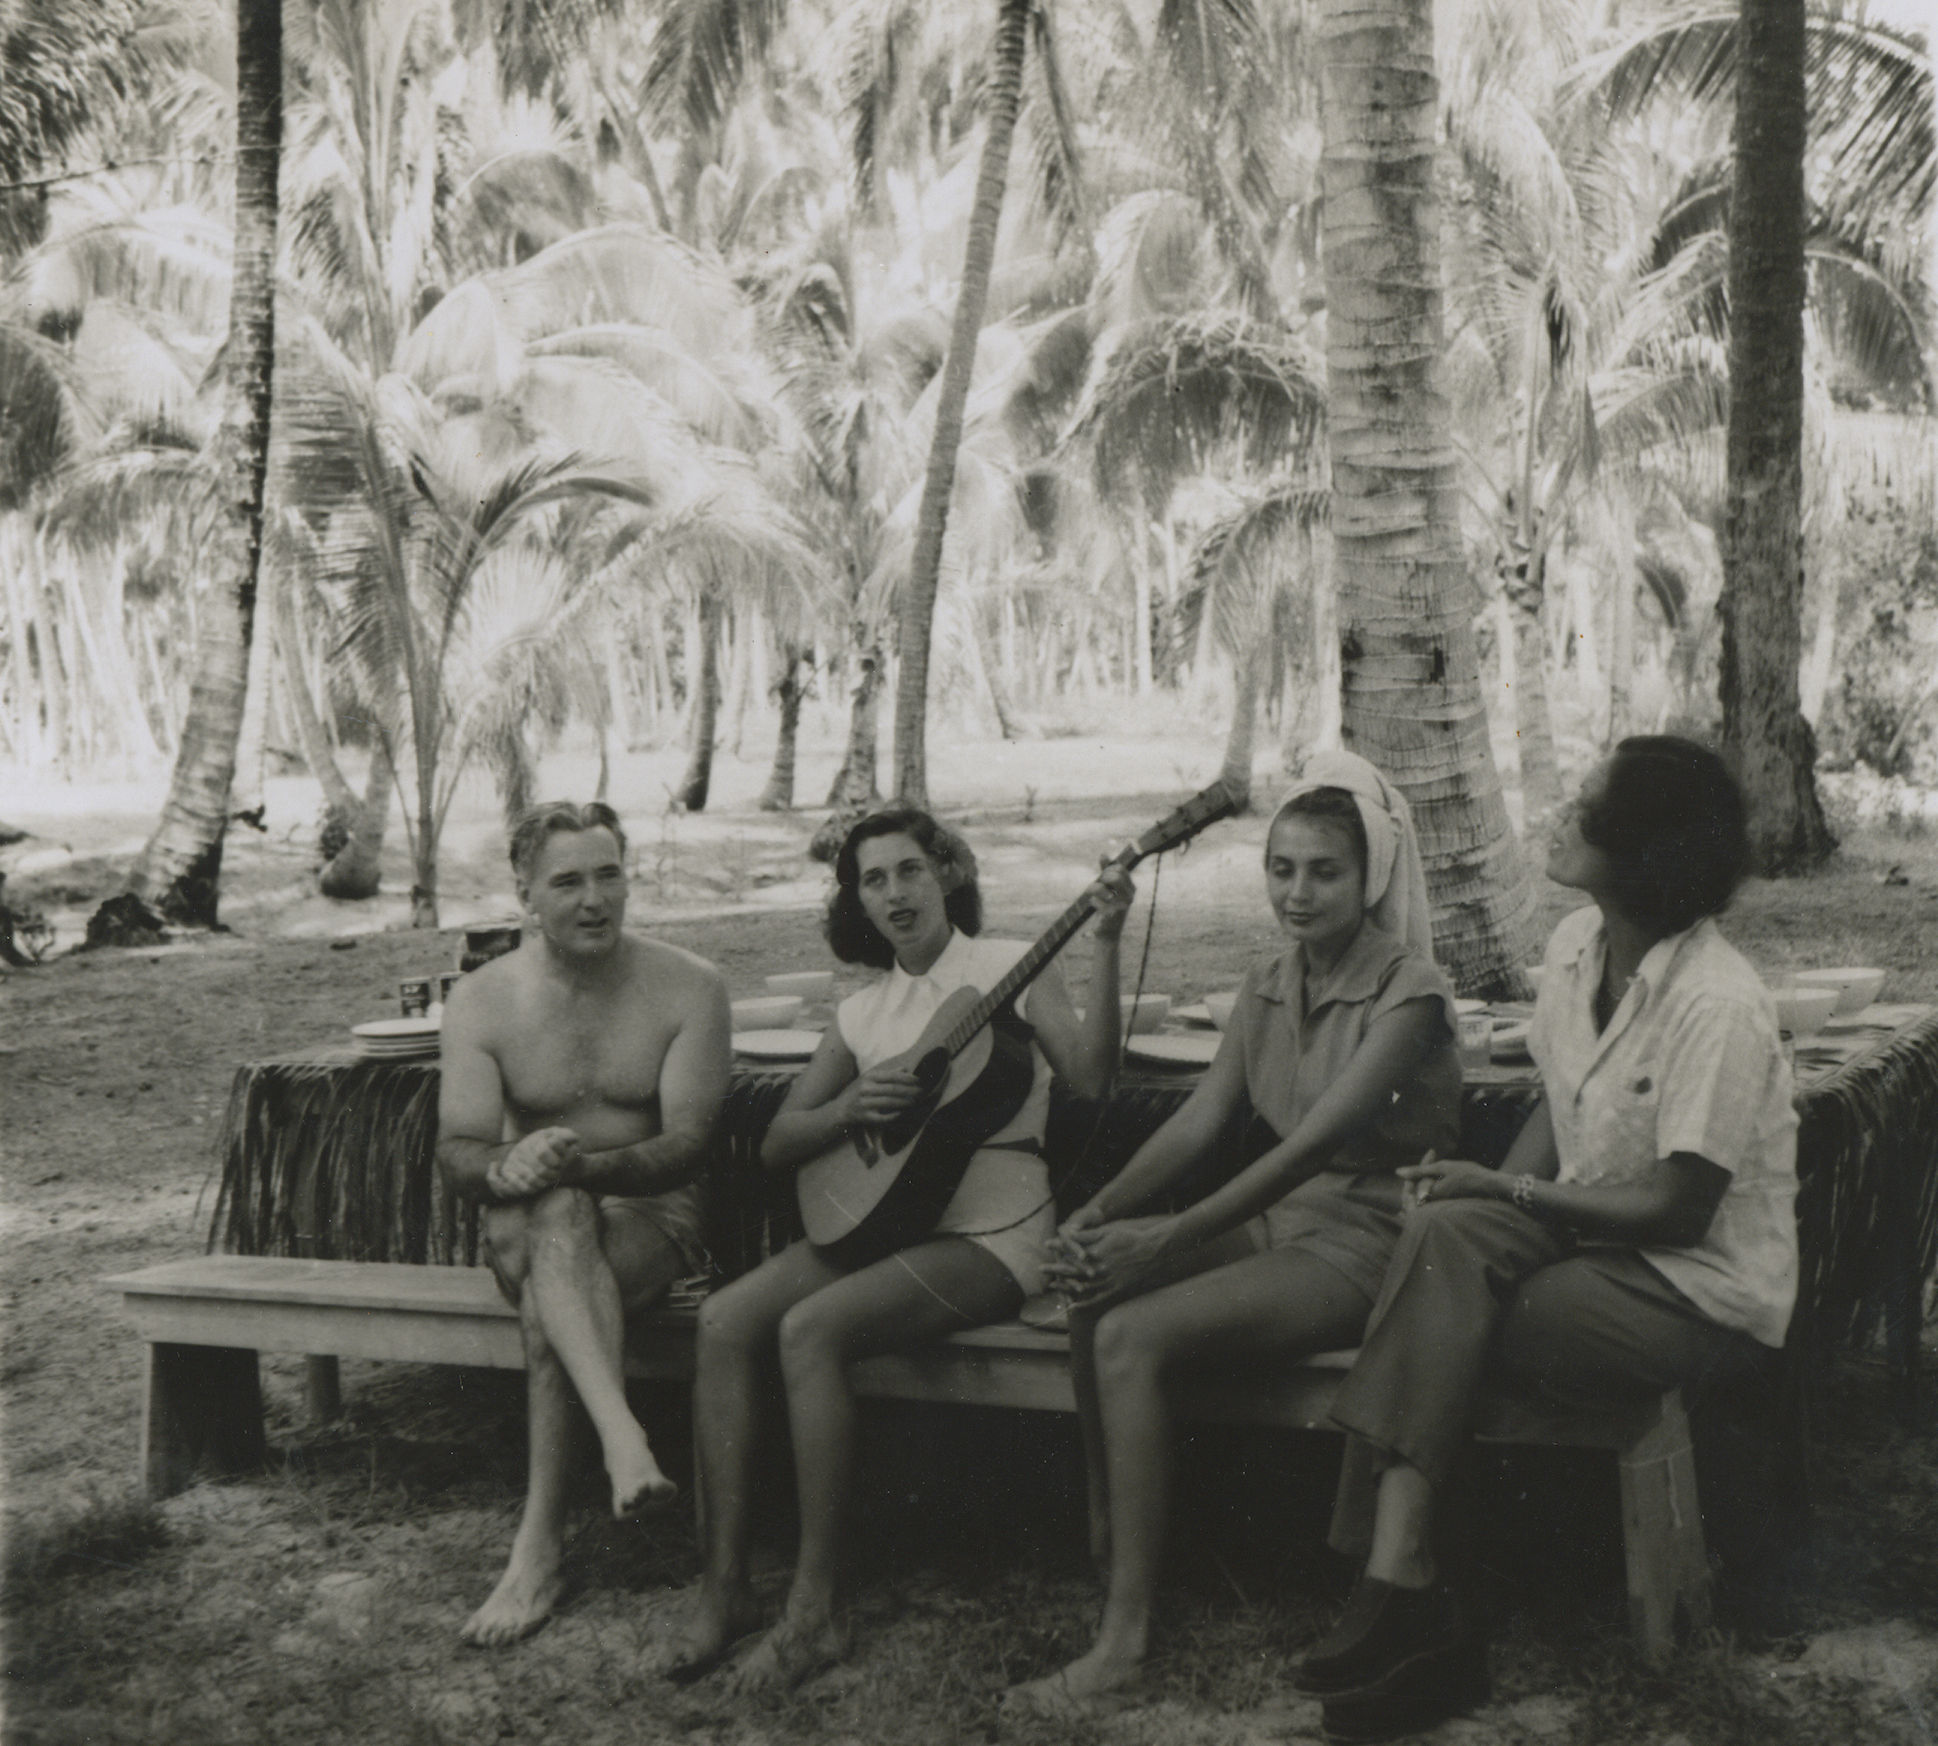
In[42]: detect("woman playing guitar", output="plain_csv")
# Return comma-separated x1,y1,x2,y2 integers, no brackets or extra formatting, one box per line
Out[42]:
655,808,1134,1693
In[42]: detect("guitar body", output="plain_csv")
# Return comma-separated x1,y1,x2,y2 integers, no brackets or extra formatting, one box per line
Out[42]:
798,986,1038,1270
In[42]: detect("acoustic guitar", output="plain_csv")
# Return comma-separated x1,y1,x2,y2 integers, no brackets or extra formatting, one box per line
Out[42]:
797,780,1241,1268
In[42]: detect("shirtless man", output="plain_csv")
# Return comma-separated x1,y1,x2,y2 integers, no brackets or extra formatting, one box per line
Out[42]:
437,801,730,1647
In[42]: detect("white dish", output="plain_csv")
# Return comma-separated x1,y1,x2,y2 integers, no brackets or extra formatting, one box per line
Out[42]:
732,995,804,1030
1203,991,1239,1032
732,1028,823,1061
1793,967,1885,1015
1124,1033,1220,1068
352,1017,441,1039
1173,1003,1216,1029
765,970,835,1001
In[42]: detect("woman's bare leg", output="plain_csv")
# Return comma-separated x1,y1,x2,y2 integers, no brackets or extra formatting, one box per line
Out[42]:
1009,1246,1372,1713
652,1241,844,1675
728,1237,1022,1696
1365,1462,1437,1589
1067,1226,1259,1569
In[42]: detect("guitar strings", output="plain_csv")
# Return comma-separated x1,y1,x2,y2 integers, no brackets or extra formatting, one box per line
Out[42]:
949,849,1165,1243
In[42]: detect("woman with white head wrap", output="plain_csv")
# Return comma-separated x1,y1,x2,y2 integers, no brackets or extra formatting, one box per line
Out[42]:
1006,749,1462,1720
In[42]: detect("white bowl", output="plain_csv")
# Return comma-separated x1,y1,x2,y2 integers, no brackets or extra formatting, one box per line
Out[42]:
1770,986,1838,1038
1122,994,1171,1034
765,970,835,1002
1203,992,1239,1032
1793,967,1885,1016
732,994,803,1031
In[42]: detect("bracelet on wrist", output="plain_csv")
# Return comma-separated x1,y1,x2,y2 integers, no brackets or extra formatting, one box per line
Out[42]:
1510,1173,1535,1212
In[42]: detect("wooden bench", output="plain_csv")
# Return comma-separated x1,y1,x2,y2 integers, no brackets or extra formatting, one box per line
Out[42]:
104,1255,1711,1660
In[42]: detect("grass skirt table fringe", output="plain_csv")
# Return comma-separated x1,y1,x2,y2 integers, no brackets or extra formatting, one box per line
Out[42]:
205,1016,1938,1367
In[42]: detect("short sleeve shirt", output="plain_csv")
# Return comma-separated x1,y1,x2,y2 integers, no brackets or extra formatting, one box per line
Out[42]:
1233,921,1462,1173
835,929,1049,1148
1529,907,1799,1348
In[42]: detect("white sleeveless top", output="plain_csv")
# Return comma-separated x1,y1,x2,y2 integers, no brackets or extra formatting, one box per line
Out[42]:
835,929,1052,1149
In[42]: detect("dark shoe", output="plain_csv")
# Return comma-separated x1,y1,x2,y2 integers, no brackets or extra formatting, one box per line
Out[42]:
1321,1637,1491,1743
1294,1576,1467,1697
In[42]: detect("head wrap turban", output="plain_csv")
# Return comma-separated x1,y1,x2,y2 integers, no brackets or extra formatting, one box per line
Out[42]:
1271,749,1435,959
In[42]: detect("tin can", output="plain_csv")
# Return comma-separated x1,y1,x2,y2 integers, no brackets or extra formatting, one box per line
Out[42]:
436,970,464,1006
399,977,434,1018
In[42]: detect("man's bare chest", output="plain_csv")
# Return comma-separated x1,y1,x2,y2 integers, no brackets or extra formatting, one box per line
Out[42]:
497,994,673,1118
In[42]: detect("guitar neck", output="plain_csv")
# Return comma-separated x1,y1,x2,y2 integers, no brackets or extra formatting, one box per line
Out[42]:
936,887,1109,1058
926,775,1237,1065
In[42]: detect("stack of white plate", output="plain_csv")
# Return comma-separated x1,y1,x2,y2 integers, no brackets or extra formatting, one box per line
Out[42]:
351,1017,442,1060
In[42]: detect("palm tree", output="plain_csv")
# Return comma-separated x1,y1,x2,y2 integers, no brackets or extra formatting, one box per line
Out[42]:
124,0,282,926
1719,0,1835,868
889,0,1034,809
1319,0,1541,994
1580,0,1933,867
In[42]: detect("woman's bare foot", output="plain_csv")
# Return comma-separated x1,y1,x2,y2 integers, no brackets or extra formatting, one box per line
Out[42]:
607,1428,678,1518
648,1580,762,1681
459,1553,563,1647
1002,1643,1145,1717
724,1610,850,1698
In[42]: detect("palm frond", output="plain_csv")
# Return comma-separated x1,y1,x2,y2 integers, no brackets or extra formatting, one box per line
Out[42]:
640,0,792,140
1188,477,1328,658
1063,313,1326,510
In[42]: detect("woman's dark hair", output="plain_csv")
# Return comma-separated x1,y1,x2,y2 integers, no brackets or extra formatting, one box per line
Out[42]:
1268,787,1369,886
1578,735,1748,932
826,808,983,969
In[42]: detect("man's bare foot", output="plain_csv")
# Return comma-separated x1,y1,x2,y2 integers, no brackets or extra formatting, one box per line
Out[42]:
647,1581,762,1682
724,1611,850,1699
459,1556,564,1648
1002,1645,1145,1718
608,1428,678,1518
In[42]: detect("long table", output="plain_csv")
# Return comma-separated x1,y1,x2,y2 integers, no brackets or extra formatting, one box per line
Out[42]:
210,1009,1938,1408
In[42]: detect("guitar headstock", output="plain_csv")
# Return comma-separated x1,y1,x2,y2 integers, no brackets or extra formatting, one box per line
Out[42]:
1120,778,1243,867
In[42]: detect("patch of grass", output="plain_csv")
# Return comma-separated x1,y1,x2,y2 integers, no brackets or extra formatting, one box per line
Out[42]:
3,1489,166,1601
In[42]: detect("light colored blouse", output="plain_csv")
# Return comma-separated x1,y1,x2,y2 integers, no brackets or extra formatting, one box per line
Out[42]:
1233,921,1462,1174
835,928,1049,1149
1529,906,1799,1348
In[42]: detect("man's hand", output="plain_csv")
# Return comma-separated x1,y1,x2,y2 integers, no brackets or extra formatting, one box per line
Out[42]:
487,1127,581,1200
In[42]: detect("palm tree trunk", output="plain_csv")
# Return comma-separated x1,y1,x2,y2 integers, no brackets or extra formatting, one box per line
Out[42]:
825,633,883,810
1217,641,1264,809
891,0,1032,808
1721,0,1833,871
1501,551,1564,826
759,643,807,811
1320,0,1539,995
1607,491,1636,743
125,0,281,926
676,589,721,810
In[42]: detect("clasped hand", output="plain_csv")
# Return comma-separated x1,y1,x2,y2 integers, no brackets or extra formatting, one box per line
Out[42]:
1041,1205,1175,1306
489,1126,580,1199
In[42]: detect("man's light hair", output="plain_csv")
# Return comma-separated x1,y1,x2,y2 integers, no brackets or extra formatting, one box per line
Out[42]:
509,801,629,888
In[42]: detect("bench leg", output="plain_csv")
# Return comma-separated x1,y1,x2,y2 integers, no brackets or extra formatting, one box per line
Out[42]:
142,1342,267,1500
305,1355,342,1425
1618,1388,1711,1661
